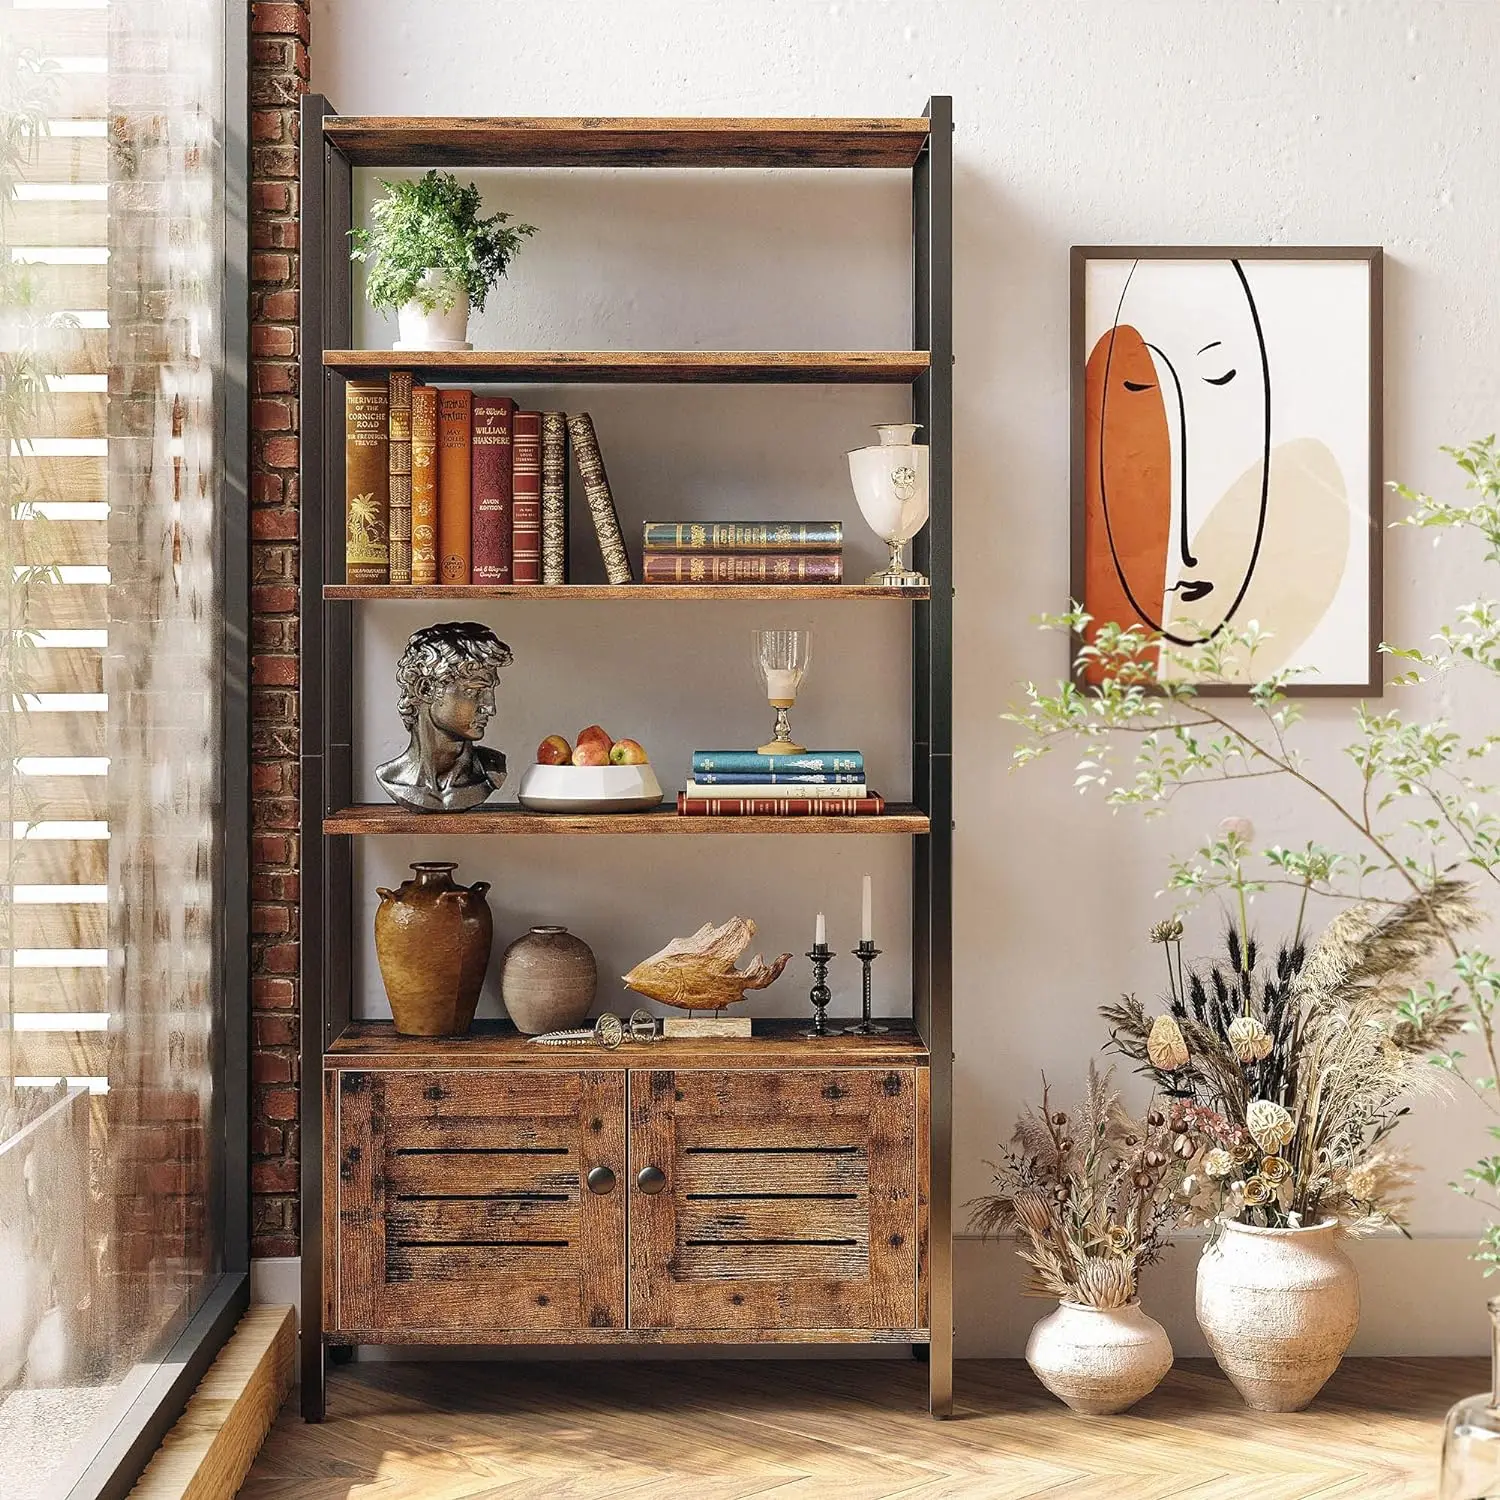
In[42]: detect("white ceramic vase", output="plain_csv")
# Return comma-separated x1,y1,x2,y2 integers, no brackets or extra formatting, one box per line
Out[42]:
1196,1217,1359,1412
394,269,471,351
1025,1299,1174,1415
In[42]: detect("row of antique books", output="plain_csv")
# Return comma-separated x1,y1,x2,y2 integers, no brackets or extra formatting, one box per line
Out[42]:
344,375,632,586
677,749,884,817
641,521,844,585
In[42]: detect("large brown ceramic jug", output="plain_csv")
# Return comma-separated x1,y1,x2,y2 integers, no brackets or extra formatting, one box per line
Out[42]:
374,861,492,1036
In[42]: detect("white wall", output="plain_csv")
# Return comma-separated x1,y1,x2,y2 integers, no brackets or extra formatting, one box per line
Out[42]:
312,0,1500,1354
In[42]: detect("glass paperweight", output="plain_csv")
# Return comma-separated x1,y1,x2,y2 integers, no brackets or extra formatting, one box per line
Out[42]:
1441,1297,1500,1498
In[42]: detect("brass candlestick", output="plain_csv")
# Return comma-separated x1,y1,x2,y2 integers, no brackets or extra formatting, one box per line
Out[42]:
844,941,887,1035
804,943,834,1037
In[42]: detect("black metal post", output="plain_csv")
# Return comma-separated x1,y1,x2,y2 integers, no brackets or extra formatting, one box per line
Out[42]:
913,94,954,1419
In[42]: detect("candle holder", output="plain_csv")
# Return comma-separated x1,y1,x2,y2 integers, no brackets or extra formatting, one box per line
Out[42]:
843,941,887,1035
804,944,834,1037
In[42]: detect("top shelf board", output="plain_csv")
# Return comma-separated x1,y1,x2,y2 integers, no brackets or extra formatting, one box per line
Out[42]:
323,350,930,384
323,116,932,170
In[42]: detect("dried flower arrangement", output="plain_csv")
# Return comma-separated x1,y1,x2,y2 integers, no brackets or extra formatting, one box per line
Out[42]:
968,1065,1184,1307
1103,881,1478,1234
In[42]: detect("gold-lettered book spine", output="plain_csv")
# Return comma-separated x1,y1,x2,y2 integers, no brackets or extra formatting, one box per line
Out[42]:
567,411,632,584
541,411,569,584
410,386,438,586
344,377,389,584
387,370,413,585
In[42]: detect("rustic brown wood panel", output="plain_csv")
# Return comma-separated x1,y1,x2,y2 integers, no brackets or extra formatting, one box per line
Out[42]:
627,1068,922,1334
323,349,929,383
916,1065,931,1332
326,582,929,602
13,454,105,502
324,803,930,836
325,1019,929,1072
322,1072,338,1331
335,1071,383,1331
332,1068,626,1339
323,116,930,169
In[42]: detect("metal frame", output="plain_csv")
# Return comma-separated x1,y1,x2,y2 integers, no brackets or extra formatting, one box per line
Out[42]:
298,95,955,1421
1068,244,1385,698
65,0,254,1492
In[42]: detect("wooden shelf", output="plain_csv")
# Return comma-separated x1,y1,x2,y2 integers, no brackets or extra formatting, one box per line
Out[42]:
324,583,929,602
325,1017,929,1070
322,349,930,384
323,804,930,837
323,116,931,170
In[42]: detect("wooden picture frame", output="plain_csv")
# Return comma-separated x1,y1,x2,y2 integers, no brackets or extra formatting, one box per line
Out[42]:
1070,246,1384,697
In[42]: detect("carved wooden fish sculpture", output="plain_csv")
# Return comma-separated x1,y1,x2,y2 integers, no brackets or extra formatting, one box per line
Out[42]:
622,917,791,1012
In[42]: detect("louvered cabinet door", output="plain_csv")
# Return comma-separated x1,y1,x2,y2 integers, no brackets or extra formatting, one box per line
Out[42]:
331,1069,626,1338
628,1068,923,1335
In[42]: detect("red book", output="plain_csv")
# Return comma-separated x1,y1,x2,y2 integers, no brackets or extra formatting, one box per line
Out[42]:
641,552,843,584
676,793,886,817
471,395,515,586
512,410,542,585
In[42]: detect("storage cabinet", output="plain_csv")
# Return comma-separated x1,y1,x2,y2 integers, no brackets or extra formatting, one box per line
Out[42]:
325,1031,929,1345
300,100,952,1414
628,1067,923,1334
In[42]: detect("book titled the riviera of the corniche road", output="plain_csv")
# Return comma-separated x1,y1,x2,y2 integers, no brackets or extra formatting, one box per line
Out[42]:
691,750,863,775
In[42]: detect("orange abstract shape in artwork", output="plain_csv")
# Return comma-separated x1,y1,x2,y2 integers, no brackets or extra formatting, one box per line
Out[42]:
1082,324,1171,684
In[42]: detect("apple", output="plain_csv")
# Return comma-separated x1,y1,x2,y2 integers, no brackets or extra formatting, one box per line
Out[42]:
575,724,612,752
572,740,610,766
536,734,571,765
609,739,648,765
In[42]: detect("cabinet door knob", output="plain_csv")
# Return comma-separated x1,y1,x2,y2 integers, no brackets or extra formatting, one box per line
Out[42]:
586,1165,616,1195
636,1164,667,1195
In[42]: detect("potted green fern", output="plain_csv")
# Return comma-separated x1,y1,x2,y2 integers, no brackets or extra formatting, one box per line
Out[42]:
350,170,537,350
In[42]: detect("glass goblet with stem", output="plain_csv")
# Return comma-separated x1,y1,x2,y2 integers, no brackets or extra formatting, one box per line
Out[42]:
750,628,811,756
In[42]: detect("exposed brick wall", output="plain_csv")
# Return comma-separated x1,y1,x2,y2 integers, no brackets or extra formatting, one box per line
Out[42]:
248,0,308,1259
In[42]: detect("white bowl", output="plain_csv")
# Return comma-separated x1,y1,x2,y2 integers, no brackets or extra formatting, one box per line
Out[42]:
517,762,664,813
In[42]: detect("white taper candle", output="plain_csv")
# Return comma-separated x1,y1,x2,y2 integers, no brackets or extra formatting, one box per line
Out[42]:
861,874,872,943
815,911,826,947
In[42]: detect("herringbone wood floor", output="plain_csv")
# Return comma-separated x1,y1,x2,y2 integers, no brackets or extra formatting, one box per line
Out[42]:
241,1356,1477,1498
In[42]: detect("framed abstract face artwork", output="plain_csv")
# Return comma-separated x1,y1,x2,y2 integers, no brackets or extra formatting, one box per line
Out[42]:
1070,247,1383,695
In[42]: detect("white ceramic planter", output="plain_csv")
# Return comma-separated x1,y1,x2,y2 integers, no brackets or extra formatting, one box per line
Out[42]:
1196,1217,1359,1412
394,269,471,351
1025,1299,1174,1415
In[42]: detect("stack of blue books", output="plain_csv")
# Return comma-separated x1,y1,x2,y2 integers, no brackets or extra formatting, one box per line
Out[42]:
678,750,882,817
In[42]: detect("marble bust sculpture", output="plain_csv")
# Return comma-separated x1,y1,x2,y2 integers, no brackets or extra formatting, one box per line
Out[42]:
376,621,514,812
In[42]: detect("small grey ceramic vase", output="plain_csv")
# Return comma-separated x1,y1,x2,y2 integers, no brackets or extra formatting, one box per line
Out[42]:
500,925,598,1035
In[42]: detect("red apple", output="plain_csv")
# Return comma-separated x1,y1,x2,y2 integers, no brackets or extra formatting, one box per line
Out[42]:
609,738,648,765
536,734,571,765
576,724,612,752
572,740,610,766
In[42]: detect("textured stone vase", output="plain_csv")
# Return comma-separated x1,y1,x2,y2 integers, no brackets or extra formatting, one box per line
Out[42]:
1196,1217,1359,1412
1025,1299,1174,1415
500,925,597,1035
374,861,492,1036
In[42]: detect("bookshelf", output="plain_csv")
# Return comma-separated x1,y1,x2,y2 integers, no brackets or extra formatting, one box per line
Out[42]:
299,98,953,1419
